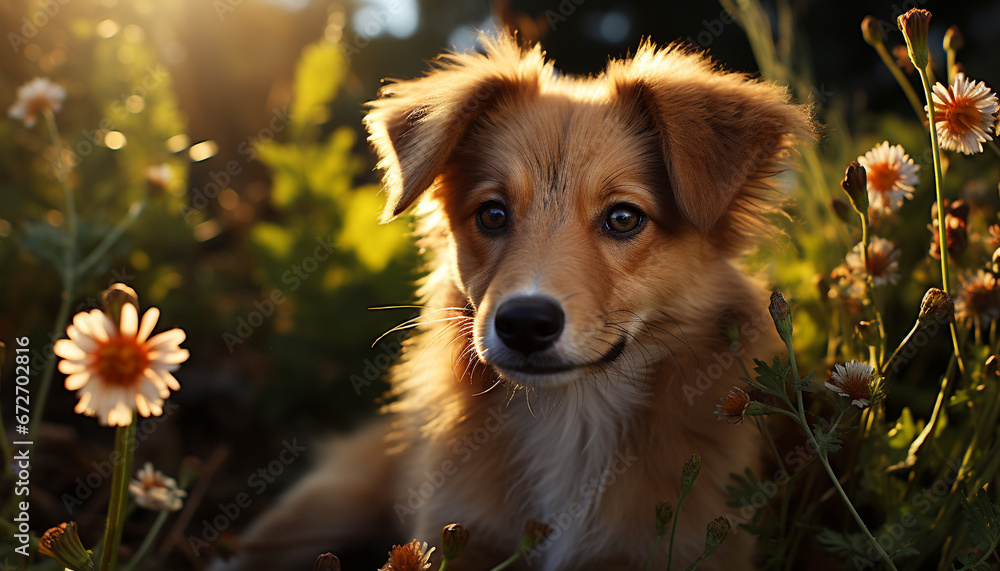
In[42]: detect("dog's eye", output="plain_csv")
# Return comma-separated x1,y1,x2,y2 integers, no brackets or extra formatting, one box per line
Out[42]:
477,202,508,231
605,205,645,236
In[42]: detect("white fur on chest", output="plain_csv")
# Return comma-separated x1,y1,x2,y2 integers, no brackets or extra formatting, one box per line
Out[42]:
501,375,649,570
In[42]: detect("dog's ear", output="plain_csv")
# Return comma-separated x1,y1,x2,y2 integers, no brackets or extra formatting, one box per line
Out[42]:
607,43,812,234
364,35,544,222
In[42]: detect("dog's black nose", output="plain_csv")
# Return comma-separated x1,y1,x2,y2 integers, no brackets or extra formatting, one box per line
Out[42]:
494,297,565,356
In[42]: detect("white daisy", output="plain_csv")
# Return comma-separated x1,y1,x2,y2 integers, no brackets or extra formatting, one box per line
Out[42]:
845,237,900,287
927,73,999,155
7,77,66,128
857,141,919,214
825,361,876,408
129,462,187,511
54,302,188,427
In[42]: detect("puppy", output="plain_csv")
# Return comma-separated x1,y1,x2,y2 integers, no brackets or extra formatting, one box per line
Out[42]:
236,33,810,571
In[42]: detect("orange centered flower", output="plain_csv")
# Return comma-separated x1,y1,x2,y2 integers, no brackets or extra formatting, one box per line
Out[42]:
55,301,188,426
857,141,918,214
95,338,151,387
715,387,750,424
826,361,876,408
927,74,998,155
380,540,433,571
956,270,1000,329
845,237,900,287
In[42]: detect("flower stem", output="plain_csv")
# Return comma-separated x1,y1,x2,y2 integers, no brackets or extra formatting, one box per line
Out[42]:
75,200,147,279
785,339,897,570
486,551,523,571
916,65,966,383
644,534,663,571
121,509,170,571
666,493,688,571
100,417,137,571
872,42,926,122
438,559,451,571
29,110,79,450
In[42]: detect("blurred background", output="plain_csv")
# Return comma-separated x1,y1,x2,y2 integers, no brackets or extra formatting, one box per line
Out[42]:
2,0,1000,568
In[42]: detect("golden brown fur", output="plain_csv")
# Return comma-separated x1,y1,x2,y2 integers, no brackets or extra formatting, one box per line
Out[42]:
234,33,811,571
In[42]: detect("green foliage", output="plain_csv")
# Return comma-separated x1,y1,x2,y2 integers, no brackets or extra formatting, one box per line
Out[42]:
956,491,1000,569
812,424,843,454
246,39,417,425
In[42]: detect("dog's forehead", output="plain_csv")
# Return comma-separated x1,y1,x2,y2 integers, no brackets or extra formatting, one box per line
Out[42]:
468,93,658,198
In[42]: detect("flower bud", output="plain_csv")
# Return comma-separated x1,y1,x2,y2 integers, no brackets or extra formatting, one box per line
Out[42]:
704,516,731,554
313,553,341,571
944,25,964,52
841,161,869,216
681,452,701,498
861,16,886,47
101,283,139,326
917,288,952,327
768,292,793,345
442,523,470,561
38,522,94,571
898,9,932,70
655,501,673,536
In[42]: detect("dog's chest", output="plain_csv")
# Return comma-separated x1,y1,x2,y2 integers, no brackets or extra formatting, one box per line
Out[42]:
500,382,648,569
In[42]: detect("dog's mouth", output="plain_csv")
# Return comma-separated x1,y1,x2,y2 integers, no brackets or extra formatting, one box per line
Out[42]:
488,335,628,379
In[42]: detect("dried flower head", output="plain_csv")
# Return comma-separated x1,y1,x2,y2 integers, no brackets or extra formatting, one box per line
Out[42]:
715,387,751,424
927,73,999,155
313,553,341,571
956,270,1000,329
655,501,673,536
129,462,187,511
897,9,932,70
681,452,702,498
768,292,793,344
380,540,434,571
38,522,94,571
826,361,877,408
857,141,919,214
8,77,66,128
929,200,969,260
846,237,901,287
54,295,188,426
705,516,731,554
441,523,470,561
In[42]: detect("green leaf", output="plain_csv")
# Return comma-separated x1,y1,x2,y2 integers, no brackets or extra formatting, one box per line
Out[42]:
795,370,816,392
290,41,347,132
746,357,791,401
815,528,870,559
813,423,843,454
960,490,1000,564
251,222,296,260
